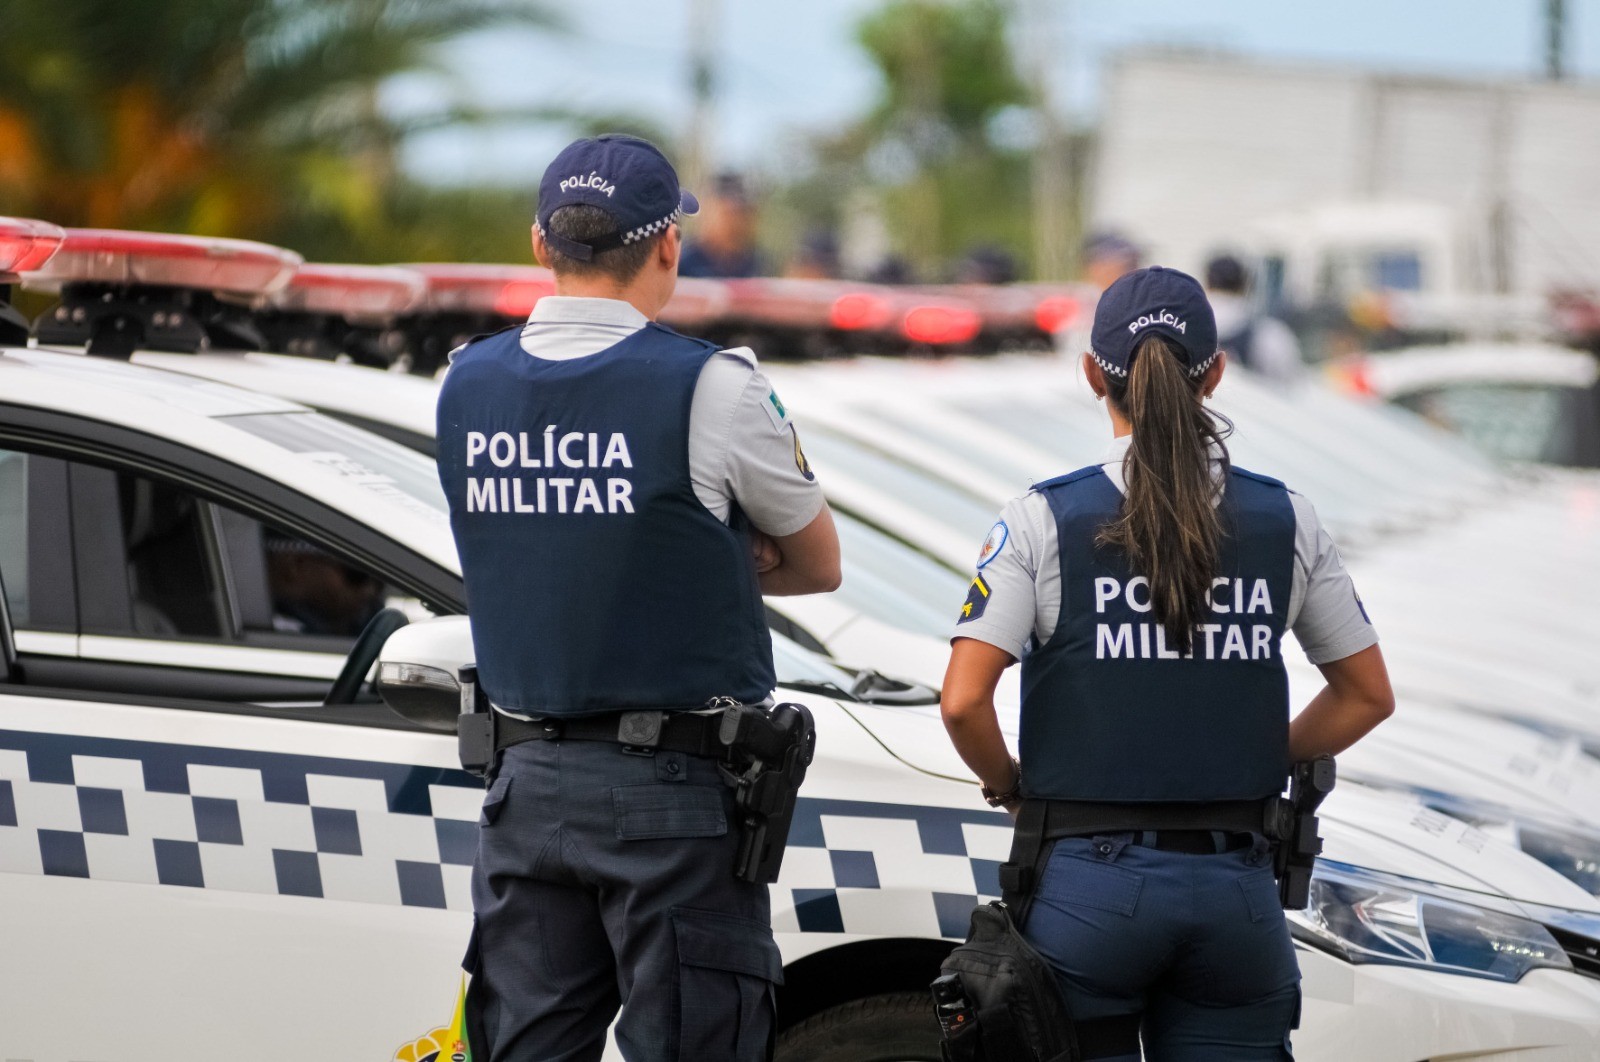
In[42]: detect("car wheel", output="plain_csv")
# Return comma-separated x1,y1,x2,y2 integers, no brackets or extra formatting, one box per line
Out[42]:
775,992,942,1062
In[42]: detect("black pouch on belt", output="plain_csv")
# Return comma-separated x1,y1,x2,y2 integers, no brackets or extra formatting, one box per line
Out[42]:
934,902,1078,1062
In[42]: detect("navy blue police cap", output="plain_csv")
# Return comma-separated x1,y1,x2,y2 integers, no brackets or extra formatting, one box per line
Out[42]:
1089,266,1221,381
535,134,699,262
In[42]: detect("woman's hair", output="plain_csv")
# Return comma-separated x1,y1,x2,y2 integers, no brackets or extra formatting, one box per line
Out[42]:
1097,335,1232,653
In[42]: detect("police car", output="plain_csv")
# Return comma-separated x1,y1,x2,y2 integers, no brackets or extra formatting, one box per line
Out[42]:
56,236,1598,857
48,228,1600,892
1337,342,1600,468
5,229,1597,1057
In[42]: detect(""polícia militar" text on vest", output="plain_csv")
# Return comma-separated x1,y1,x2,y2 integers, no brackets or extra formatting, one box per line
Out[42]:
463,428,635,514
1093,575,1276,660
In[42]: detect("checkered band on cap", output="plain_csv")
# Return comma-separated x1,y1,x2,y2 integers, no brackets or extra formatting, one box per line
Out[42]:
1092,347,1219,380
621,208,684,245
1090,350,1128,378
1185,349,1221,378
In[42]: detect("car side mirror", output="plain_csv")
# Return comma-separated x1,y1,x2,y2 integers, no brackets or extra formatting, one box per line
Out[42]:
375,661,460,732
375,616,475,732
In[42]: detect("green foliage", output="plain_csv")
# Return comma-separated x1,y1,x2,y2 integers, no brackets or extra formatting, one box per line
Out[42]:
776,0,1047,279
0,0,562,260
856,0,1030,146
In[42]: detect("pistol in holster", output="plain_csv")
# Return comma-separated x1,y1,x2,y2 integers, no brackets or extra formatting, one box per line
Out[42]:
1266,756,1336,910
457,665,496,780
718,702,817,884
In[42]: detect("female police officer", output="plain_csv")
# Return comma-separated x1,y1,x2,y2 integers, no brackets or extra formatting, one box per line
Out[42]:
941,266,1394,1060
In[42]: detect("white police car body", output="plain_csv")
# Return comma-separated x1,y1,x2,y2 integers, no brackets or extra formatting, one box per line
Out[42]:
2,346,1599,1058
1345,341,1600,468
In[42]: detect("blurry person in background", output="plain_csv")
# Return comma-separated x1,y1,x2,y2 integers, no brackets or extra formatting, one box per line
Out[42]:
679,172,768,278
786,229,841,279
1081,231,1141,292
1206,253,1305,387
954,244,1019,285
264,531,386,636
868,254,916,285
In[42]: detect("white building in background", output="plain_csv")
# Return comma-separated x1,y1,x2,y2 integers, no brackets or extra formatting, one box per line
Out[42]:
1091,51,1600,305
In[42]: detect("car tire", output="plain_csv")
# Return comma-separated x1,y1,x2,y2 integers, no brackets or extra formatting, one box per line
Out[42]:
775,992,943,1062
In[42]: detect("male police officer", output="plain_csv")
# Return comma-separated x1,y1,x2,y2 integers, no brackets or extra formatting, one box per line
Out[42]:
437,134,841,1062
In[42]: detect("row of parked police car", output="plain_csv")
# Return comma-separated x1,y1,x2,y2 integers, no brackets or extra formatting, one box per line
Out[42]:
1,218,1599,1061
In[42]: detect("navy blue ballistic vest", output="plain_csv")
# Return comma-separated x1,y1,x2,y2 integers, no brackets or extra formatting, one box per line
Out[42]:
436,323,775,716
1019,465,1295,802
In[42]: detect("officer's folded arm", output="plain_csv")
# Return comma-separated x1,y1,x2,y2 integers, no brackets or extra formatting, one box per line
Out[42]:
751,504,842,596
941,637,1022,807
1288,643,1395,760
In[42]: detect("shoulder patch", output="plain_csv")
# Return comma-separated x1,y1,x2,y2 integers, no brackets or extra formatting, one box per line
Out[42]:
791,426,815,481
762,387,789,431
976,520,1008,569
957,575,991,624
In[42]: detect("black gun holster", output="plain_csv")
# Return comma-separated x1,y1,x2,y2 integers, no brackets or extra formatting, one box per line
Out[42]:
717,701,817,884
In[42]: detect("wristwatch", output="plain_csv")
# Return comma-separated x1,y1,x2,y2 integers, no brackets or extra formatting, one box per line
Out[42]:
981,757,1022,808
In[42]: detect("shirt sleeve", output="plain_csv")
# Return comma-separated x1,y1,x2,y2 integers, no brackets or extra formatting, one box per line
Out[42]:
949,496,1042,660
1287,492,1379,665
689,349,825,537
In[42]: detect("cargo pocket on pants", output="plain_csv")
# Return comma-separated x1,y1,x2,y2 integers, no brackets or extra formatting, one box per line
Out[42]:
672,907,784,1061
613,783,727,840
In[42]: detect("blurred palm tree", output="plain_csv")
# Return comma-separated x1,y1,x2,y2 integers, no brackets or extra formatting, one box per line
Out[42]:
0,0,560,255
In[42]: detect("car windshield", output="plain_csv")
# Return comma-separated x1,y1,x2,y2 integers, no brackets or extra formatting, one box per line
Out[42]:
833,509,967,638
223,411,449,522
771,632,866,695
951,380,1502,541
1398,383,1600,468
801,422,999,542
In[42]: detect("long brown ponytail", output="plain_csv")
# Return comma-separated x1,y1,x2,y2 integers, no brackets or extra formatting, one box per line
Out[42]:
1096,335,1231,653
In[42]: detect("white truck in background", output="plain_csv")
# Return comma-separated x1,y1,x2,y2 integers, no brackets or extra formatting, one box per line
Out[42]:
1090,51,1600,350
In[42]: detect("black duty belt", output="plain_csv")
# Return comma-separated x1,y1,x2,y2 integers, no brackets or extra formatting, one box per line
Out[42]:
1035,798,1279,841
493,708,728,759
1000,797,1281,915
1085,829,1255,855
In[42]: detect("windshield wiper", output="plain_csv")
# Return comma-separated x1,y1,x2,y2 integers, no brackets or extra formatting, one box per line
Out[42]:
849,668,941,706
777,678,860,702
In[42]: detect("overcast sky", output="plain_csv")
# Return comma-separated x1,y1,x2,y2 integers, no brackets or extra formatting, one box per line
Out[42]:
393,0,1600,186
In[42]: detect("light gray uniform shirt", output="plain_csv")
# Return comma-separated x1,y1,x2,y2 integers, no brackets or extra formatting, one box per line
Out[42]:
452,295,824,536
953,436,1378,666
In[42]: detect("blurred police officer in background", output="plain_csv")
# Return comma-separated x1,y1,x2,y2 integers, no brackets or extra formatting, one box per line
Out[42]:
1080,231,1142,292
679,171,767,278
941,267,1393,1059
436,134,841,1062
1205,253,1305,388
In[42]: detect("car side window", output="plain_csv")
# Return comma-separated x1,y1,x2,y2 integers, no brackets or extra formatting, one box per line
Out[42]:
0,448,75,632
113,471,227,637
212,507,392,640
0,449,29,624
71,462,401,649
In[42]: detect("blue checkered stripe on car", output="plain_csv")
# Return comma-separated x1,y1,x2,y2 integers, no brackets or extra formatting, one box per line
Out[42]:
775,797,1011,940
0,728,1009,935
0,729,485,911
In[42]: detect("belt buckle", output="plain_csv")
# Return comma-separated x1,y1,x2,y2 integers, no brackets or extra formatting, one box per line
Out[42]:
618,711,664,755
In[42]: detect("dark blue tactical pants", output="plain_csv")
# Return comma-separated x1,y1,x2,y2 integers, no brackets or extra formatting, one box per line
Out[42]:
467,738,781,1062
1022,834,1301,1061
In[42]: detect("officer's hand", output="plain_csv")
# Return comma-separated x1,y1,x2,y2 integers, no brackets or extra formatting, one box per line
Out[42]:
750,529,782,573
